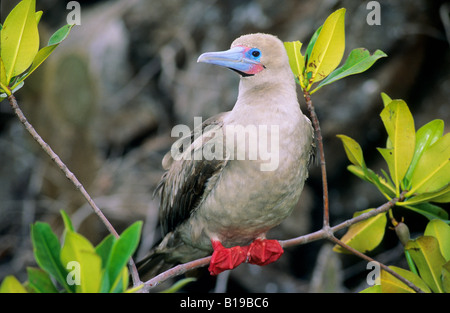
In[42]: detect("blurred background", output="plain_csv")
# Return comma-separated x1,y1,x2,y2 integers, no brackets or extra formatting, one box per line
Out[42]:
0,0,449,292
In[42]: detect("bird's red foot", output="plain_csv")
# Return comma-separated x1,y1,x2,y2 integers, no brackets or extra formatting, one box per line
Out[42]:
208,240,248,276
246,238,284,266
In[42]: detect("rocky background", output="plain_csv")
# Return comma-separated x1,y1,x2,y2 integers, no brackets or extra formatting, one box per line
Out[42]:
0,0,448,292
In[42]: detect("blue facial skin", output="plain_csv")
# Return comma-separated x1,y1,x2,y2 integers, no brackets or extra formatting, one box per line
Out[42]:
197,46,264,76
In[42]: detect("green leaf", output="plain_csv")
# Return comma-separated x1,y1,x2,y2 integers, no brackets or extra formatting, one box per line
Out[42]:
405,236,446,293
0,0,39,84
337,134,365,168
401,184,450,206
305,25,322,63
0,57,7,86
284,41,305,88
95,234,116,268
380,92,392,107
60,231,102,293
379,100,415,195
104,221,142,292
160,277,197,293
31,222,71,292
0,276,27,293
15,24,75,86
380,266,431,293
306,8,346,86
430,185,450,203
424,219,450,261
26,267,58,293
48,24,74,46
346,165,395,199
109,267,129,293
404,119,444,188
35,11,43,25
333,209,387,254
407,133,450,196
359,284,381,293
442,261,450,293
402,203,449,221
312,48,387,93
60,210,75,233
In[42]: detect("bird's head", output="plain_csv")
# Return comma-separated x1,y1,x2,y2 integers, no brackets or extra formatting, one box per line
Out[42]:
197,33,290,79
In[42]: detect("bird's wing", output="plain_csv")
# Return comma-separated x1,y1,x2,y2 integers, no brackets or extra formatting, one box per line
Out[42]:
156,112,230,235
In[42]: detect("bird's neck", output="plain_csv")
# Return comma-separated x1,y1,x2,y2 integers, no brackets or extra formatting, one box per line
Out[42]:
234,76,299,111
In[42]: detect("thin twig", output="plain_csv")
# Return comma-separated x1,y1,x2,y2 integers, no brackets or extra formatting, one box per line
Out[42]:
303,91,330,227
142,256,212,292
7,94,142,286
328,235,423,293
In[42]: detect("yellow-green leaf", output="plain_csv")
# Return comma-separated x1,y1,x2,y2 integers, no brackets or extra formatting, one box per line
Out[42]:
337,134,365,168
14,24,75,88
312,48,387,93
424,219,450,261
405,236,446,293
0,57,7,86
60,231,102,293
0,0,39,84
442,261,450,293
379,100,415,195
430,185,450,203
404,120,444,187
359,284,381,293
380,92,392,107
401,184,450,206
306,8,345,86
407,133,450,196
284,41,305,88
346,165,395,198
0,276,27,293
35,11,43,25
380,266,431,293
333,209,387,254
109,266,129,293
160,277,197,293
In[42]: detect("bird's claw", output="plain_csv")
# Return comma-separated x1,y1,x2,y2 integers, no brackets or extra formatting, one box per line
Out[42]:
208,239,284,275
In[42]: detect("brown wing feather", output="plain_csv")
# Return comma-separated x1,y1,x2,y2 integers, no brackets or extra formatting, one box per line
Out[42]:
156,112,229,235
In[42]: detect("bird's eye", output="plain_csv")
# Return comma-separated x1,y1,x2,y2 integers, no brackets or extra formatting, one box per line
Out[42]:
251,49,261,58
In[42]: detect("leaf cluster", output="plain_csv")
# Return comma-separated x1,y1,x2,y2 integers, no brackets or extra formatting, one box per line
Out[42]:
0,211,143,293
363,219,450,293
284,8,386,94
338,94,449,221
0,0,73,99
336,95,449,293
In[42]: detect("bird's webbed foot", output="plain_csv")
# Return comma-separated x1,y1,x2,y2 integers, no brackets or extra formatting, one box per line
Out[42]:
208,240,248,276
208,238,284,276
246,238,284,266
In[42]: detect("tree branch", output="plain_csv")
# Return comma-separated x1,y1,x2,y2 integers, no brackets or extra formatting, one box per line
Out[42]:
303,91,330,227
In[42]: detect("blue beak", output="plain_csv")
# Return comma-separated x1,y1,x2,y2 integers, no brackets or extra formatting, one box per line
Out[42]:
197,46,264,76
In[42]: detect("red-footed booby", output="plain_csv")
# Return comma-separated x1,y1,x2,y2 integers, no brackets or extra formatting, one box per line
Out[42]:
137,33,314,279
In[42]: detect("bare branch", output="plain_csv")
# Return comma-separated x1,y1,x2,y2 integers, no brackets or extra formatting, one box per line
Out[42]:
303,91,330,227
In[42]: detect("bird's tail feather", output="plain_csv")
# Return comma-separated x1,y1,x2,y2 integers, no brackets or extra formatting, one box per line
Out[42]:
136,249,177,282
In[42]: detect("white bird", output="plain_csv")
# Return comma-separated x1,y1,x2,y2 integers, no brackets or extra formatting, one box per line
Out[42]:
138,33,314,278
